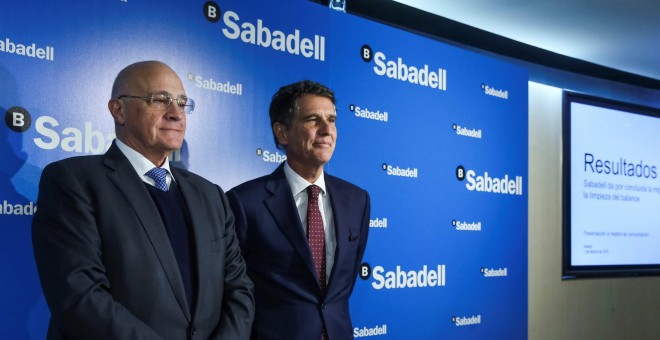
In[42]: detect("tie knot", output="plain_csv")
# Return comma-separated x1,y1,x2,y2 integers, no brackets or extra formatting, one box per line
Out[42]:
307,185,321,202
146,167,168,191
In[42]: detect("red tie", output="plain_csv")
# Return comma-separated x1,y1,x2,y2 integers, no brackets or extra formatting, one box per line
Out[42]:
306,185,326,293
307,185,328,339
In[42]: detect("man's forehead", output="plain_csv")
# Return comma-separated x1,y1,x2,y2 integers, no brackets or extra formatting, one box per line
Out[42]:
296,107,336,119
296,95,334,109
130,69,184,93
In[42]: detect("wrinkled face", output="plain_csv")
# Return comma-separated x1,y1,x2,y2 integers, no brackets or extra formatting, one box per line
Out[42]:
278,94,337,171
110,63,186,166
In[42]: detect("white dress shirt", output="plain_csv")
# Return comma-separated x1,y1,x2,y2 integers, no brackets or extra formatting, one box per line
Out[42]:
115,139,175,189
283,162,336,283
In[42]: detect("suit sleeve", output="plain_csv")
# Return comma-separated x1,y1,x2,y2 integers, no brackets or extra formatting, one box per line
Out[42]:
226,190,249,257
210,187,255,340
353,190,371,291
31,162,164,339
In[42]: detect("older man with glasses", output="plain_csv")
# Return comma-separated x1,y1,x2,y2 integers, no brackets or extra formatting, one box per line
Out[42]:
32,60,254,340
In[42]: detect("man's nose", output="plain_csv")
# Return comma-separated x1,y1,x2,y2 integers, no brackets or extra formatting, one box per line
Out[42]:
166,103,184,120
317,118,333,134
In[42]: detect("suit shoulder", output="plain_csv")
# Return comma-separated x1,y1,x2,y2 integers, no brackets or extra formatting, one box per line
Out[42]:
227,174,270,195
43,154,104,174
326,173,368,195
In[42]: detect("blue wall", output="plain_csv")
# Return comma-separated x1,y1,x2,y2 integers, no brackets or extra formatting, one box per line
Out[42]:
1,0,528,338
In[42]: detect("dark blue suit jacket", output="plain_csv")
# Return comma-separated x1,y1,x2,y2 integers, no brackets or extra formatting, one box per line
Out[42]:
32,142,254,339
227,163,370,340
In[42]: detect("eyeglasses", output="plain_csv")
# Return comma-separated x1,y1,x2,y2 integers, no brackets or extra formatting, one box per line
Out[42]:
117,93,195,114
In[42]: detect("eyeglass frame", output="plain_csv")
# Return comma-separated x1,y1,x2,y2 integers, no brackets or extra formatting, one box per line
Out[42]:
116,93,195,114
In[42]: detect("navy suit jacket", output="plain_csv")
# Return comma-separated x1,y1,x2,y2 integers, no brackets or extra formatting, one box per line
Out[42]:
227,163,370,340
32,142,254,339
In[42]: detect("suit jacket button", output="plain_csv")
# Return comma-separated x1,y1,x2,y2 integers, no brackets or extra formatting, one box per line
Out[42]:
191,327,197,336
321,303,326,309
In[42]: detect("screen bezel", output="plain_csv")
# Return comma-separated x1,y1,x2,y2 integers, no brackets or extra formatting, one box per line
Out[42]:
562,91,660,279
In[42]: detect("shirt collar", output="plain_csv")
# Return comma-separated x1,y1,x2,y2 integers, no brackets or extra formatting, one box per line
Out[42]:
283,161,326,197
114,139,174,180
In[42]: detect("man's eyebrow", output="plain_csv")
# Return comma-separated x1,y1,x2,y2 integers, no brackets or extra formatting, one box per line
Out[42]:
151,90,174,96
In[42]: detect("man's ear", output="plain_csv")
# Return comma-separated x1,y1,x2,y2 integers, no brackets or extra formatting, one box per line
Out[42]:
108,98,125,125
273,122,288,146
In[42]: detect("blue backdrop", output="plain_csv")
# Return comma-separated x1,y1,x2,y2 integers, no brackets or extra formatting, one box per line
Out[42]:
1,0,528,338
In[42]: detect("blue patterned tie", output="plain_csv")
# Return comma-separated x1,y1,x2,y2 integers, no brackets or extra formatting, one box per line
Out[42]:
145,167,168,191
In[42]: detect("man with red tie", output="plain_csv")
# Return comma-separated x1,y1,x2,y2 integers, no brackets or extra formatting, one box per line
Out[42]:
228,80,370,339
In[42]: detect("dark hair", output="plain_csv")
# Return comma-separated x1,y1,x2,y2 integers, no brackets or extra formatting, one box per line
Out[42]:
269,80,335,149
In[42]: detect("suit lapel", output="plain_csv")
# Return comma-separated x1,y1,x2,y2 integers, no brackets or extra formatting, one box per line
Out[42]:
171,167,207,320
325,175,358,296
264,165,318,280
103,144,192,321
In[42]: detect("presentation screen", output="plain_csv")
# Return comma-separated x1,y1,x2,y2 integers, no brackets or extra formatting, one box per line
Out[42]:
563,91,660,279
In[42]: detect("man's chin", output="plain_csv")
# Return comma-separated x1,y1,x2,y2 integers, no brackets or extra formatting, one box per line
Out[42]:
163,137,184,148
315,154,334,165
